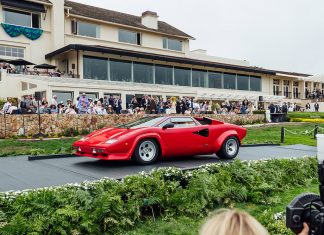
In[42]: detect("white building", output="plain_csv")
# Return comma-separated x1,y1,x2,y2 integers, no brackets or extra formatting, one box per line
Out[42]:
0,0,320,108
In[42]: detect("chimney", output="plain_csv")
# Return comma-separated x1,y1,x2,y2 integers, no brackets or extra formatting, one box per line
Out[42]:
141,11,158,30
50,0,65,50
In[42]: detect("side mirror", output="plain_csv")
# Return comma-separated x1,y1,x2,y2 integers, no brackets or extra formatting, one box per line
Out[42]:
162,123,175,129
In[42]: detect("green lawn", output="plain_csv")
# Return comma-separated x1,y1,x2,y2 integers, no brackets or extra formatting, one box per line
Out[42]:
0,138,78,157
244,123,323,146
123,183,319,235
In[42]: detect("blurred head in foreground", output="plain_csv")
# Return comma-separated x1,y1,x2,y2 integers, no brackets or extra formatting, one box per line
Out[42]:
200,209,269,235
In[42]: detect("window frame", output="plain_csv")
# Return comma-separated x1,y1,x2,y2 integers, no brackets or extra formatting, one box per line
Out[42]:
3,7,41,28
170,117,198,128
76,21,100,38
0,45,24,58
118,29,141,45
163,38,183,52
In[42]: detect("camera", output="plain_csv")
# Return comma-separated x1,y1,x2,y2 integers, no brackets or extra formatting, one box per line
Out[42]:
286,135,324,235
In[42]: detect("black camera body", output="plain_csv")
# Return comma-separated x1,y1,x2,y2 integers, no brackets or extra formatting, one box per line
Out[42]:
286,163,324,235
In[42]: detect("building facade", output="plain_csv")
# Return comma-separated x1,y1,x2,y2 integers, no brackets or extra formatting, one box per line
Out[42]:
0,0,320,108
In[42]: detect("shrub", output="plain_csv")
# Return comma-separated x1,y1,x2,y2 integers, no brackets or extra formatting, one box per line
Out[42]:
253,110,266,114
62,128,80,137
0,157,317,234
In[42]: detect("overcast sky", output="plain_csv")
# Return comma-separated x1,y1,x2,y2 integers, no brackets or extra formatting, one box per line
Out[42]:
73,0,324,75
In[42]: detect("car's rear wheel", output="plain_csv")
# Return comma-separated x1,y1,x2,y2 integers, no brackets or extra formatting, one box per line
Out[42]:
216,136,239,159
133,139,159,165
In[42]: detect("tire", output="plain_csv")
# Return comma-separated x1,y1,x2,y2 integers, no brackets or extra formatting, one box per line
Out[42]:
133,139,159,165
216,136,239,159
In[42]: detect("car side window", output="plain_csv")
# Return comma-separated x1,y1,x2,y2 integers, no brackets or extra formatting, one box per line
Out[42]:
170,117,197,128
158,118,171,128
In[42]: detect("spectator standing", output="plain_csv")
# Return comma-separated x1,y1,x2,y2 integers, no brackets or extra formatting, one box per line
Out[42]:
305,103,311,111
77,93,89,110
115,96,122,114
130,96,139,109
2,100,11,114
107,105,115,114
315,102,320,112
51,95,58,106
49,104,58,114
65,105,77,114
176,98,181,114
78,101,88,114
149,96,157,114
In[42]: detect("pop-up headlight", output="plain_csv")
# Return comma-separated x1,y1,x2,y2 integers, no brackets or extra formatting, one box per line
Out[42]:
106,139,118,144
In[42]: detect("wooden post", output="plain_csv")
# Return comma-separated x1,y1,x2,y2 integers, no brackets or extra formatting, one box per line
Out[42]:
314,125,319,139
281,127,285,143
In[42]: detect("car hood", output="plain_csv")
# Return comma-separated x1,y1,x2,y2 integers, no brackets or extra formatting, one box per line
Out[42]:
77,127,138,145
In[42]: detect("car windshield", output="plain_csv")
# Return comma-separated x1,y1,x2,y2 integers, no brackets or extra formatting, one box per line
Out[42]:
116,116,165,129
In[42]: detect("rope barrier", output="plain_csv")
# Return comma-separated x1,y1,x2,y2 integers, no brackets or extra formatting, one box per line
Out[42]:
284,128,316,136
281,125,320,143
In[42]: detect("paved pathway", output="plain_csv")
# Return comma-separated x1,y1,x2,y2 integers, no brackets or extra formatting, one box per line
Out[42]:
0,144,316,192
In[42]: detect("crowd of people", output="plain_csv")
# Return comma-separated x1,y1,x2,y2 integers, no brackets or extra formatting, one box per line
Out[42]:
1,94,259,115
0,62,75,78
305,88,324,100
2,92,321,116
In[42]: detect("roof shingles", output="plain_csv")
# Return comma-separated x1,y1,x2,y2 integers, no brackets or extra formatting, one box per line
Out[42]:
64,0,193,39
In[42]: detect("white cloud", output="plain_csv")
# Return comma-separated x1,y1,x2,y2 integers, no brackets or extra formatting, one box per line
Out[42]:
72,0,324,75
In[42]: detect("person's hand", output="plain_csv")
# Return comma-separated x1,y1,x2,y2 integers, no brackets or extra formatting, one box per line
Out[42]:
298,222,309,235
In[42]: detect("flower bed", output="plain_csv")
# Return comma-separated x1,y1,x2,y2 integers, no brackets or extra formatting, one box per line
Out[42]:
0,157,317,234
290,118,324,123
0,114,265,138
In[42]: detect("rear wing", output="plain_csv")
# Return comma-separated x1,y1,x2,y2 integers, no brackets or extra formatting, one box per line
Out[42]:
194,117,224,125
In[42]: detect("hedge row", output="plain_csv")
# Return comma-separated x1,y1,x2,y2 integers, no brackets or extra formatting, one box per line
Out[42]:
0,157,318,235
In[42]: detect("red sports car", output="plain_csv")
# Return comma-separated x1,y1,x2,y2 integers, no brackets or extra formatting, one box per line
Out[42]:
73,116,246,165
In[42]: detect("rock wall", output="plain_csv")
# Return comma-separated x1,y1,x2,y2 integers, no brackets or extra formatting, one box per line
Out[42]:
0,114,265,138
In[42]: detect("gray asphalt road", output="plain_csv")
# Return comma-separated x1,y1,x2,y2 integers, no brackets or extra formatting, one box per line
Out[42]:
0,144,316,192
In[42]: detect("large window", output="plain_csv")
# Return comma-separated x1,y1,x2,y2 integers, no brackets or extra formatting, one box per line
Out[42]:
0,46,24,58
192,70,207,87
223,73,236,90
133,62,153,84
155,65,173,85
250,76,262,91
79,92,98,100
237,75,249,91
110,59,132,82
3,8,40,28
83,56,108,80
174,67,191,86
163,38,182,51
118,29,141,45
53,91,74,104
208,72,222,88
77,21,99,38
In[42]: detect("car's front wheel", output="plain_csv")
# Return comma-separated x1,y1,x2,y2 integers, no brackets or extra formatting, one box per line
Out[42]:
216,136,239,159
133,139,159,165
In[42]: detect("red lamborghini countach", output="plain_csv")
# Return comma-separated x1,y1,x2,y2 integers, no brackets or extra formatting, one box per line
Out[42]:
73,116,246,165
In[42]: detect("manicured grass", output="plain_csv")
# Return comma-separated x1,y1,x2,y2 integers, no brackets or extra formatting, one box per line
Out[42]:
244,123,324,146
123,183,319,235
0,138,78,157
288,112,324,119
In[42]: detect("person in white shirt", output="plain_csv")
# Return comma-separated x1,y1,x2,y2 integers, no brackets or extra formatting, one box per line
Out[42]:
2,100,11,114
51,95,58,106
